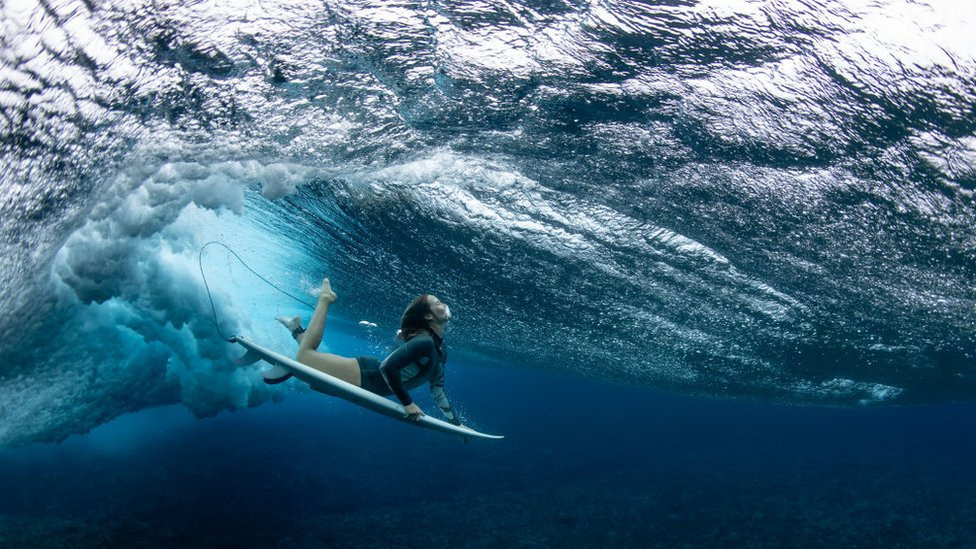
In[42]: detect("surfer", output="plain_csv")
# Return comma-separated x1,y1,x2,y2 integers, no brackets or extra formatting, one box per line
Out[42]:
271,278,463,426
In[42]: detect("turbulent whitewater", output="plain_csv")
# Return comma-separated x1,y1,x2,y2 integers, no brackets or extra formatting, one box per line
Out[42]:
1,0,974,447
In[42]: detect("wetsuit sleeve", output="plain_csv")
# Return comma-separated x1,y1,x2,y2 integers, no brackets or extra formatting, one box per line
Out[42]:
379,337,436,407
429,370,461,425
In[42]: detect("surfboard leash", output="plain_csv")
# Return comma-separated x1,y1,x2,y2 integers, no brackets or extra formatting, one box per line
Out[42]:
197,241,317,343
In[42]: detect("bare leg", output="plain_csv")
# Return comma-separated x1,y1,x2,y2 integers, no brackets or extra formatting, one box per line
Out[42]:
295,278,362,386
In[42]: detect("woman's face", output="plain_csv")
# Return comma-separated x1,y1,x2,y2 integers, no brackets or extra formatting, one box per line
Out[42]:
427,295,452,323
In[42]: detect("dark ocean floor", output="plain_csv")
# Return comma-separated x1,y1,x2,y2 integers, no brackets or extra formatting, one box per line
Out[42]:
0,455,973,549
2,366,974,548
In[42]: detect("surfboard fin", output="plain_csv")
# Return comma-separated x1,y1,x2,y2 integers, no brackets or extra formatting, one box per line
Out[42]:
262,365,293,384
233,349,263,366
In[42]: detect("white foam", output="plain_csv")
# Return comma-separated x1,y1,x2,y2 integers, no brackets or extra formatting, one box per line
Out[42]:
0,158,317,447
788,378,904,405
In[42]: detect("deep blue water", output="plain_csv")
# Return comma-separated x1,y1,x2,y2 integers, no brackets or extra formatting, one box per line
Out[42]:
1,326,974,547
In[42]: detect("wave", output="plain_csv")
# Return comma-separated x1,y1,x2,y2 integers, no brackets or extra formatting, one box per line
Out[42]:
1,0,974,447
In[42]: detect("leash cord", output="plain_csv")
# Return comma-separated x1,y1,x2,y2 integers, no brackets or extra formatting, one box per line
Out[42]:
198,241,316,342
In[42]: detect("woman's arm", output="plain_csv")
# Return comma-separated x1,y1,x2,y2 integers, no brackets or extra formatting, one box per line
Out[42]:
379,336,436,407
429,373,461,425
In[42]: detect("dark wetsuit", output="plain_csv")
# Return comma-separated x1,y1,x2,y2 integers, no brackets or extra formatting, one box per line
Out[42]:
356,331,460,425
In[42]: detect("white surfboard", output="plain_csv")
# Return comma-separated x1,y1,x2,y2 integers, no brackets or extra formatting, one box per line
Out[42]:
232,336,504,440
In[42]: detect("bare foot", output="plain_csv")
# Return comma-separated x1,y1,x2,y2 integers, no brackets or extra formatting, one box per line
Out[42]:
276,315,305,343
276,315,303,332
319,277,337,304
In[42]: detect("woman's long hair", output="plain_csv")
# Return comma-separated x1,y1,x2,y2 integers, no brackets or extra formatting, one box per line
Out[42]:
397,294,434,341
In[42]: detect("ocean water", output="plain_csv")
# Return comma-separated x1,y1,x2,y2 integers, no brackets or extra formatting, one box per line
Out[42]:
1,0,975,547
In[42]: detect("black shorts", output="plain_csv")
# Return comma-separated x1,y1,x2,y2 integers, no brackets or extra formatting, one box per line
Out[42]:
356,356,392,396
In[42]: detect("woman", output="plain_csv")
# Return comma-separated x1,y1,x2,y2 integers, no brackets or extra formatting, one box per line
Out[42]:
270,278,462,425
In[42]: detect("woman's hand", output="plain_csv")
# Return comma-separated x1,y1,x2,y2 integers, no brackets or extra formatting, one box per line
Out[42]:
403,403,424,421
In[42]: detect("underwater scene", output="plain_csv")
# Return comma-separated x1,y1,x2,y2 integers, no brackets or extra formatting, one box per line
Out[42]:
1,0,974,547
